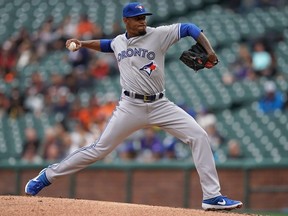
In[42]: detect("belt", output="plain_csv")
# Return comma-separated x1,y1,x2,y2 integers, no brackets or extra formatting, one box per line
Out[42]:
124,90,164,102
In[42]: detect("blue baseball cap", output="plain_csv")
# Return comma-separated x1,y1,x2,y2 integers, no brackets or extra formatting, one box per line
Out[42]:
123,2,152,18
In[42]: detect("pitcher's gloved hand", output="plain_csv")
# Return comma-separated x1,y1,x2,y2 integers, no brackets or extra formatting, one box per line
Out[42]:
180,43,219,72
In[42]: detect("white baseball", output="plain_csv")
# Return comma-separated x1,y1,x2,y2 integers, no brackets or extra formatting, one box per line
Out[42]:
68,42,77,51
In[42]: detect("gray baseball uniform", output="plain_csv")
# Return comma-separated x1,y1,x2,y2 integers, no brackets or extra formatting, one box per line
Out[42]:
45,24,221,200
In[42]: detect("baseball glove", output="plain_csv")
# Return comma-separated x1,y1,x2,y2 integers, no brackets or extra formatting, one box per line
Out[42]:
179,43,218,72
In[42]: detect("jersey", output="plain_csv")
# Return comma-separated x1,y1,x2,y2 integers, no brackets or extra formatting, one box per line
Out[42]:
110,24,180,95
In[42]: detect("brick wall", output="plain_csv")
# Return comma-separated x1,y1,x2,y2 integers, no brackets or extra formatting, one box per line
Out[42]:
1,167,287,210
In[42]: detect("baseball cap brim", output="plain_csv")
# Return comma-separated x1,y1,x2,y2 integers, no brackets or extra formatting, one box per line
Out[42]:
125,12,153,18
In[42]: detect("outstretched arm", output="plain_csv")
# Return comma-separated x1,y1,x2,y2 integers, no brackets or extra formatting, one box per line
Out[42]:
66,39,113,52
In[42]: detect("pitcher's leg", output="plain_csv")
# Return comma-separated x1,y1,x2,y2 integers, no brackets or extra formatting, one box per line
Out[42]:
46,99,147,183
150,99,221,199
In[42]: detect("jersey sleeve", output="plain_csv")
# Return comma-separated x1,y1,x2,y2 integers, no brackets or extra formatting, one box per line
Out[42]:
155,24,181,53
179,23,202,40
100,39,113,53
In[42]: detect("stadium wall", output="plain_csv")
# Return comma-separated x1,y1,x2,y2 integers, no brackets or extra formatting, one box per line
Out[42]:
0,162,287,211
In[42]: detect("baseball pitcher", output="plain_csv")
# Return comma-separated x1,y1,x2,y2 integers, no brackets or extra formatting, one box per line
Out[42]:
25,2,242,211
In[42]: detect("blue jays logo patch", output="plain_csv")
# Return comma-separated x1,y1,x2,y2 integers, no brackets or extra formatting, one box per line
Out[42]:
140,62,157,76
136,5,144,11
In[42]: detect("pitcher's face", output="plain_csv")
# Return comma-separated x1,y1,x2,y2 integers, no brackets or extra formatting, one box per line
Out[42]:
123,15,147,38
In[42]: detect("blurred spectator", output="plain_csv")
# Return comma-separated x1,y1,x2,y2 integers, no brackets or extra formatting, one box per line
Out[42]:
42,128,60,161
74,68,94,91
68,46,91,69
196,108,216,129
30,72,47,94
42,123,69,161
70,100,91,129
252,41,276,77
76,14,103,40
118,140,139,161
42,90,54,115
16,40,33,70
36,17,55,53
24,72,47,116
258,81,284,113
7,87,26,118
227,139,244,160
68,121,95,154
24,87,44,117
163,134,192,160
0,41,17,82
54,122,71,156
89,52,119,78
97,93,117,119
13,27,31,48
69,94,111,134
64,72,78,94
50,28,67,51
105,22,123,38
85,93,118,133
118,140,137,161
85,96,103,137
117,131,143,161
162,134,177,160
0,92,9,117
197,111,225,154
89,57,110,80
21,127,42,163
222,44,256,85
45,73,68,114
137,127,165,162
62,131,72,157
49,73,65,92
52,87,71,119
46,20,68,52
89,95,101,123
105,54,119,77
62,16,77,38
206,123,225,153
69,96,81,117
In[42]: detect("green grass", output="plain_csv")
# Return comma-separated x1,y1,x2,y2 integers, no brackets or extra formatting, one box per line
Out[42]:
247,211,288,216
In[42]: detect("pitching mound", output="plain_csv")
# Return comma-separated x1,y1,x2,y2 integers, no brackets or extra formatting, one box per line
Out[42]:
0,196,251,216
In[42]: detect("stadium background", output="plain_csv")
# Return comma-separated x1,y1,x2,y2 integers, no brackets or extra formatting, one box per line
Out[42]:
0,0,287,215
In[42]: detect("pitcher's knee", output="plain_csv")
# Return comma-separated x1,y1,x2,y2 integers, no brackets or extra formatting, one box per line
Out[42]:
185,128,209,145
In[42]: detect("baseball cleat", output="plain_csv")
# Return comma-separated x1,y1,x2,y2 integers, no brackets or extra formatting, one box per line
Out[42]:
25,168,51,196
202,195,243,211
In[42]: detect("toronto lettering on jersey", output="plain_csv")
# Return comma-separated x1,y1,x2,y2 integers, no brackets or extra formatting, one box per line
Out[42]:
117,48,155,62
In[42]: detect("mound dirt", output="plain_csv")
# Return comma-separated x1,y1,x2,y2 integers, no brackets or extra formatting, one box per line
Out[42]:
0,196,253,216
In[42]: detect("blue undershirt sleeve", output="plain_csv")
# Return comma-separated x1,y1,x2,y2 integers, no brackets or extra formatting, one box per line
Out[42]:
100,39,113,53
179,23,202,40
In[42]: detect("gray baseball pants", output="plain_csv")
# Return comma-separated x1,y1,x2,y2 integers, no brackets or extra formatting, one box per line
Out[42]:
46,93,221,199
